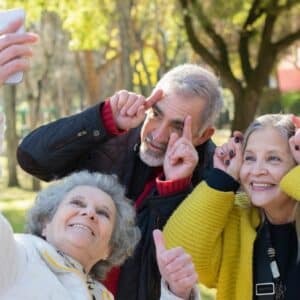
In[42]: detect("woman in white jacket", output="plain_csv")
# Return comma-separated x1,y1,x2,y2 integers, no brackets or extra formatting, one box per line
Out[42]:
0,169,200,300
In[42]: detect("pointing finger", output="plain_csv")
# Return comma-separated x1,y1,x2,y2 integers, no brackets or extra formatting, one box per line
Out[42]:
166,132,179,153
145,89,163,109
182,116,192,141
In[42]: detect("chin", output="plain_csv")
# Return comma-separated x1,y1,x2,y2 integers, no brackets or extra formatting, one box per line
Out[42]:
139,148,164,167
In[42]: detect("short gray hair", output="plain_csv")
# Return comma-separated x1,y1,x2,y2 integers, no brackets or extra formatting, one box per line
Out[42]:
155,64,223,131
26,171,140,280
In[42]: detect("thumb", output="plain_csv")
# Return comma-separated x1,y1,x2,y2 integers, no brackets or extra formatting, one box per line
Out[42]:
153,229,166,256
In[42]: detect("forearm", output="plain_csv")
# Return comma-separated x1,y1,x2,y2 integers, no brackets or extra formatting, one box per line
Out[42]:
17,104,109,181
163,169,239,286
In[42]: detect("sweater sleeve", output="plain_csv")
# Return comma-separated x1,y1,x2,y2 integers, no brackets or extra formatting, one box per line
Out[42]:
0,213,20,293
280,165,300,201
163,181,236,288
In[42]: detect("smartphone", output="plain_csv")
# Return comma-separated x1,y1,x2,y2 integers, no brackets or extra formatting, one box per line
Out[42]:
0,8,25,84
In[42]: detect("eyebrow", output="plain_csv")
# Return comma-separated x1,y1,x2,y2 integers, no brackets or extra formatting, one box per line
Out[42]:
153,103,185,128
70,195,114,214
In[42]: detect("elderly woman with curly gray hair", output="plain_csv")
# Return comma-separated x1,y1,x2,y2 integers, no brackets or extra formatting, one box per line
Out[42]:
0,169,200,300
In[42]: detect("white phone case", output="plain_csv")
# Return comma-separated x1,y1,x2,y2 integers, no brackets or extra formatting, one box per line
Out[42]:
0,8,25,84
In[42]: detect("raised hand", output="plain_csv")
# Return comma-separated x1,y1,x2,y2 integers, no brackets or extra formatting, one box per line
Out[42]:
163,116,199,180
0,19,38,85
153,229,198,300
214,131,243,181
109,89,163,131
289,115,300,164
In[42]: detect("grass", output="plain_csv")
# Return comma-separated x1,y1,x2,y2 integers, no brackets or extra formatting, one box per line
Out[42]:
0,156,38,232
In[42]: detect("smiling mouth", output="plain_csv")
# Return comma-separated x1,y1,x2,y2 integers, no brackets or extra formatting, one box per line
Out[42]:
251,182,274,190
69,224,95,236
145,137,166,153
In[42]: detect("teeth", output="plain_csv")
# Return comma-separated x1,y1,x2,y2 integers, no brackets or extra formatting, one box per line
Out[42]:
71,224,94,235
252,183,272,188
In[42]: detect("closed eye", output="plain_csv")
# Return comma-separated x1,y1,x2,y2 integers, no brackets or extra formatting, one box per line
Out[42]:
148,108,160,119
244,155,255,162
70,198,86,207
268,155,281,162
96,209,110,219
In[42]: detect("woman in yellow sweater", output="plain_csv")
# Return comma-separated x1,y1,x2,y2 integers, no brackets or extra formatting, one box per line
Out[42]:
164,114,300,300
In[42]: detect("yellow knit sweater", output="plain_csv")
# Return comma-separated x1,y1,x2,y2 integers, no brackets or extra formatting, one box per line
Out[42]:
163,166,300,300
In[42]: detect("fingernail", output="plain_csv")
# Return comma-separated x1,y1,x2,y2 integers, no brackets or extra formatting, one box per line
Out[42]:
295,145,299,151
220,151,224,156
229,150,235,159
234,137,240,143
225,160,230,166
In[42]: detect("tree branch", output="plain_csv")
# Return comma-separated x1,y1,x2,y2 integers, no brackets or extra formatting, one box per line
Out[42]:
179,0,242,93
190,0,231,69
243,0,265,29
252,11,277,89
273,28,300,53
239,0,264,80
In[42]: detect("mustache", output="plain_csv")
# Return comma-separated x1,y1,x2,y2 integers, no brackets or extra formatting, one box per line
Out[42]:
145,134,167,151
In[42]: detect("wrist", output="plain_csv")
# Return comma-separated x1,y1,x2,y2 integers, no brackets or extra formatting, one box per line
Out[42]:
102,100,126,135
156,176,191,196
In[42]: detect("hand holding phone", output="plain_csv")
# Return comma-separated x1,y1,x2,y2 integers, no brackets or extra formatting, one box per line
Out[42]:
0,8,29,85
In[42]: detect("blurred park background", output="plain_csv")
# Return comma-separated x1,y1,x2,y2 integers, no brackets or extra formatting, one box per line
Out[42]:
0,1,299,298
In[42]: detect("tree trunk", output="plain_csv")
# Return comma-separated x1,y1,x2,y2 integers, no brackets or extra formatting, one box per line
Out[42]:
231,88,260,132
116,0,133,90
3,86,19,187
83,51,100,106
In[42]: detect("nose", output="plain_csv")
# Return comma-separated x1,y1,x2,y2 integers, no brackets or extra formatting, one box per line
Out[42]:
81,207,96,220
152,123,169,143
251,161,268,175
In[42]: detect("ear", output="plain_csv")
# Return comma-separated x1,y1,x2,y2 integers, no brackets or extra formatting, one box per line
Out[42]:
193,126,215,147
41,222,49,239
103,246,112,261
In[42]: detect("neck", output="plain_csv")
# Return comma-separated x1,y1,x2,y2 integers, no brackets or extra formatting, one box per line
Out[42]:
264,201,297,225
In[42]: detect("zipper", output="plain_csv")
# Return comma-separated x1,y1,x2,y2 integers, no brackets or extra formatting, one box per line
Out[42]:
52,130,88,150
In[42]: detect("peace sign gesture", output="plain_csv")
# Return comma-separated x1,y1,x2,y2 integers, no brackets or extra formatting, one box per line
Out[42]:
163,116,199,180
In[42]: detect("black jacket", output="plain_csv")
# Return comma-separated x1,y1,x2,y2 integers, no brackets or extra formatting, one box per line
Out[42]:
17,104,216,300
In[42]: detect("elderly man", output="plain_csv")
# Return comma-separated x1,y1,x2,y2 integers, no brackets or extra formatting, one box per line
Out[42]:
17,63,223,299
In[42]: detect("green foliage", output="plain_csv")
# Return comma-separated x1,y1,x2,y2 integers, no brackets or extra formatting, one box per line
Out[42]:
2,0,117,50
281,92,300,114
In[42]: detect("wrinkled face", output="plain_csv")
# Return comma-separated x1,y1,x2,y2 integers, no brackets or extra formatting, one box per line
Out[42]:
139,91,207,166
240,127,296,210
42,185,116,271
